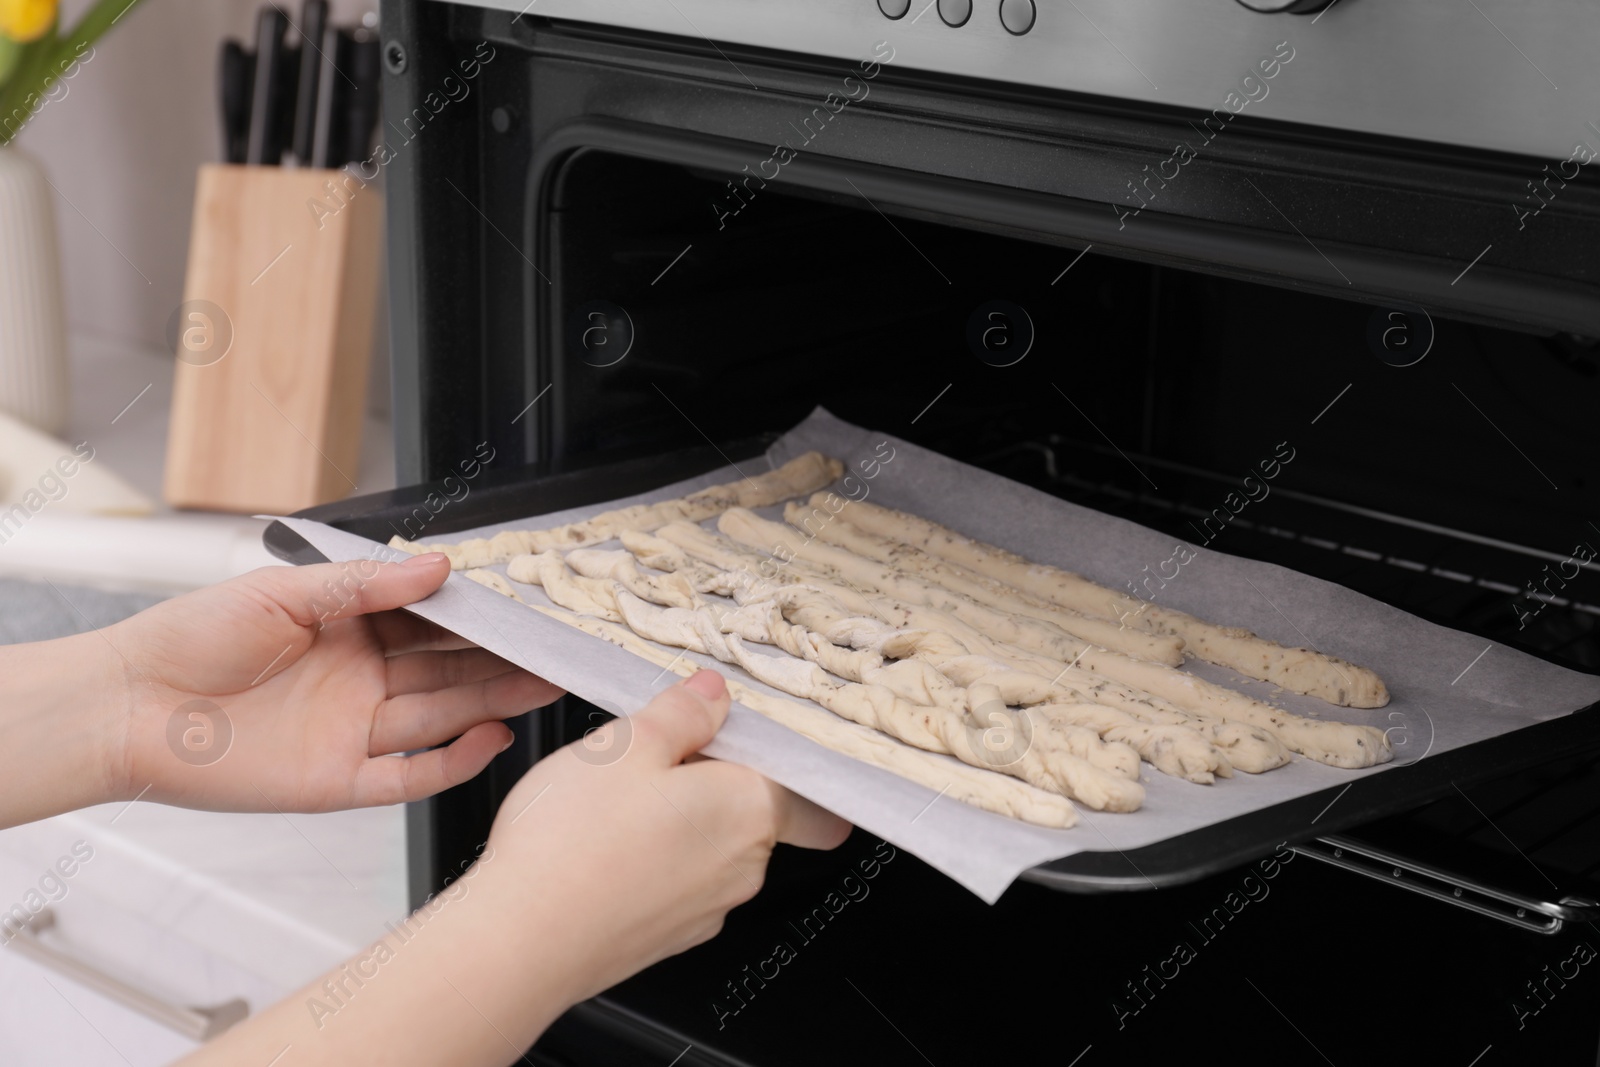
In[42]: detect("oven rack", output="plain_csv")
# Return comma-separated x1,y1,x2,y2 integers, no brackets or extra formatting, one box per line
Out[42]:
1012,445,1600,617
962,432,1600,672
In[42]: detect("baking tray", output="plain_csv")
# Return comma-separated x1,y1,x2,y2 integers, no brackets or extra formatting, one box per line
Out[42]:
264,440,1600,895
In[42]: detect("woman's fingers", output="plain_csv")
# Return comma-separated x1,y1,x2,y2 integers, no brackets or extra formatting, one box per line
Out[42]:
626,671,731,768
385,647,545,698
350,721,515,807
254,555,454,629
370,670,562,755
767,781,853,851
628,671,846,850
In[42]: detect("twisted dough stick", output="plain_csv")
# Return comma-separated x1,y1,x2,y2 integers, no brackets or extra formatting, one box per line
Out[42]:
465,568,522,600
791,596,1290,777
583,585,1139,810
737,602,1143,782
649,521,1385,769
817,495,1389,709
622,528,1259,782
383,451,844,570
489,545,1121,806
614,534,1164,783
507,533,1194,777
720,508,1182,668
507,552,623,621
756,593,1238,783
564,548,700,608
717,512,1280,759
503,551,1122,813
931,657,1282,781
806,579,1387,769
783,499,1185,665
522,600,1080,828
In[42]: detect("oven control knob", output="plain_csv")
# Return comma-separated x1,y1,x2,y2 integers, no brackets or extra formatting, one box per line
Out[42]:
1234,0,1336,11
937,0,972,27
877,0,911,18
999,0,1035,35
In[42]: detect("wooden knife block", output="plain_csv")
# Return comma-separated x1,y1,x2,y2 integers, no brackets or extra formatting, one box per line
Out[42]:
164,164,382,513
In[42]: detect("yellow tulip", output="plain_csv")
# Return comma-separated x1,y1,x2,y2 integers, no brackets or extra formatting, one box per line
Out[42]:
0,0,57,43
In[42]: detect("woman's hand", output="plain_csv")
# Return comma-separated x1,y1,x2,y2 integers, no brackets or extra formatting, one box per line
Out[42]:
181,669,853,1067
475,669,853,1003
104,554,562,814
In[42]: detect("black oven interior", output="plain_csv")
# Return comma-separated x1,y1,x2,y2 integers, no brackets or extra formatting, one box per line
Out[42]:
364,3,1600,1063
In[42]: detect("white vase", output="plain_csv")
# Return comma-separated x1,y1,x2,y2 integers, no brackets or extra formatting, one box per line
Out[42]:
0,143,69,435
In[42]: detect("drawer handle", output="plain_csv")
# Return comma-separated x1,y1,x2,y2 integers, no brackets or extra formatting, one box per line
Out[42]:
5,910,249,1041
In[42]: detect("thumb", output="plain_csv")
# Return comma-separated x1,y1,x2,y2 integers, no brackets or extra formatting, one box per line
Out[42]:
627,670,731,767
256,553,453,627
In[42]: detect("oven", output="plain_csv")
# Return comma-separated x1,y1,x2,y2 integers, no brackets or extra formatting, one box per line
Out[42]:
280,1,1600,1061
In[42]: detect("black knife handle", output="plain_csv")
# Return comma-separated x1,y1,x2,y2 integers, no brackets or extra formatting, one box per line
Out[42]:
246,6,290,165
218,39,252,165
309,24,347,169
291,0,328,163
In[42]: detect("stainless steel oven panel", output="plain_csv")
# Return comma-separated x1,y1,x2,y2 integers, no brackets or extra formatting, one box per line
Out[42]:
451,0,1596,162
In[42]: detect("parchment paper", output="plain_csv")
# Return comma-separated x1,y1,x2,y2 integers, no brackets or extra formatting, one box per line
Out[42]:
273,408,1600,903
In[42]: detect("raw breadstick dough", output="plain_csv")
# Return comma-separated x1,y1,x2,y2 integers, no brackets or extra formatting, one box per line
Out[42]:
720,508,1134,670
689,518,1386,768
507,552,624,622
638,523,1259,777
787,596,1286,776
529,601,1079,828
404,441,1405,829
666,517,1388,766
1049,705,1233,784
783,500,1185,666
458,565,1082,825
619,530,749,597
932,658,1271,778
719,633,1144,813
385,451,844,569
702,593,1143,784
953,665,1234,783
465,568,522,601
924,654,1289,774
748,601,887,681
775,607,1215,782
820,495,1389,708
638,526,1324,770
565,548,699,608
1058,643,1390,768
598,586,1141,811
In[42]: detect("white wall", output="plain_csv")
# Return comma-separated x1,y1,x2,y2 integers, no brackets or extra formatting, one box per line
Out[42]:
14,0,378,352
